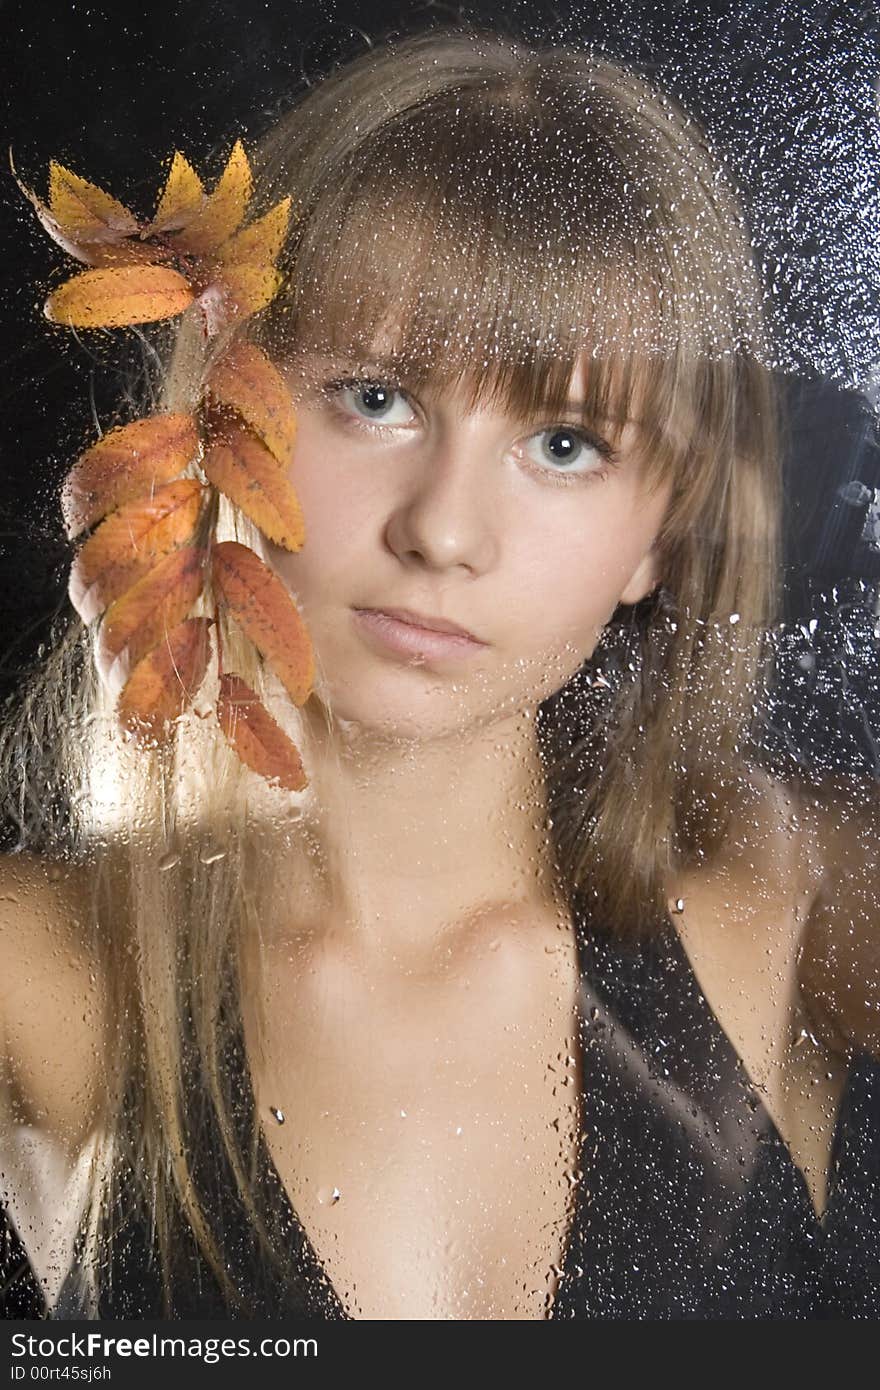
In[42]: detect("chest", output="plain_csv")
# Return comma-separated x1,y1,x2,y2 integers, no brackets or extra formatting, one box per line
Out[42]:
243,915,583,1319
668,857,850,1224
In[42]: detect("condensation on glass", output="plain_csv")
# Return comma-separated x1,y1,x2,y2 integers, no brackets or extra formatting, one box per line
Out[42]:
1,1,878,1322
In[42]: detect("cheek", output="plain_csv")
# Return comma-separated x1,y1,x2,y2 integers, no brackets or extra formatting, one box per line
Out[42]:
287,416,394,545
289,459,353,544
278,446,373,591
511,526,638,643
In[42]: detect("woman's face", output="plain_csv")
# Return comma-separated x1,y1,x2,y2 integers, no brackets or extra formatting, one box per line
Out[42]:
266,346,673,741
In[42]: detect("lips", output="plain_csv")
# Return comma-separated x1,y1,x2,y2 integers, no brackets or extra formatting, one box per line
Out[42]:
355,606,484,643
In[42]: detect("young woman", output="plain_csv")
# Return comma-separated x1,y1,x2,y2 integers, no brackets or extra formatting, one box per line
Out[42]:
1,24,878,1321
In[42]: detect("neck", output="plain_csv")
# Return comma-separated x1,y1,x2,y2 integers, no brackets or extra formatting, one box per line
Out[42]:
268,699,565,951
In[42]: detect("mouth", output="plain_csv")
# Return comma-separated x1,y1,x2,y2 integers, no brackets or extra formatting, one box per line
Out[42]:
354,606,485,643
352,607,488,661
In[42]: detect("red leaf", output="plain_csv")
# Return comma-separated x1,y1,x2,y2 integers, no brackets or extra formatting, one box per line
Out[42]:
216,672,308,790
211,540,314,706
201,423,304,551
96,545,207,697
203,338,297,465
117,616,212,740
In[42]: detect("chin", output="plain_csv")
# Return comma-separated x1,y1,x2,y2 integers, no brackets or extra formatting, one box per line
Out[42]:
304,675,490,745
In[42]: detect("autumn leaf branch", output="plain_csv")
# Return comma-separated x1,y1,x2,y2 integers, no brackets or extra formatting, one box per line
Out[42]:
13,140,314,791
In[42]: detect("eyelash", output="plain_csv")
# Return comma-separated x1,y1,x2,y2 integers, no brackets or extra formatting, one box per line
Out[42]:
318,376,622,486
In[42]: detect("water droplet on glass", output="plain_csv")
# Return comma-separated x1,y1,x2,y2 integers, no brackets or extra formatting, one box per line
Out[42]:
269,1106,285,1124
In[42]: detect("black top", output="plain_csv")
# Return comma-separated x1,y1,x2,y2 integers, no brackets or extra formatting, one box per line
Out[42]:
5,907,880,1320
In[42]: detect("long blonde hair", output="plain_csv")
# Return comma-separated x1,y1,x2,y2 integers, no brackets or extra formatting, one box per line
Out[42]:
1,23,781,1315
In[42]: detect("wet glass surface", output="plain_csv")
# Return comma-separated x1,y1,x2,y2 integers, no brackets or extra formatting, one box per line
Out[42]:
0,0,878,1322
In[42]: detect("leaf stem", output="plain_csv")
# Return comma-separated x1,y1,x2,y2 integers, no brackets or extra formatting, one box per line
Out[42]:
213,599,224,677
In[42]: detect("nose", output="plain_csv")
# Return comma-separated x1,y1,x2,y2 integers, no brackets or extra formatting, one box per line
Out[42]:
383,418,500,576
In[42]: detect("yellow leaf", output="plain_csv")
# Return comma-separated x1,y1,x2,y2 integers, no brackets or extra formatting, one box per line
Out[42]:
216,263,283,320
61,412,200,538
45,265,194,328
47,160,139,239
146,151,205,236
218,196,291,268
171,139,253,256
9,146,139,265
48,161,140,242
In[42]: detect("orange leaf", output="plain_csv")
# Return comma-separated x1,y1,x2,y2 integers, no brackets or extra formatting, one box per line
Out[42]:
69,478,204,624
204,339,296,465
96,544,207,697
170,139,252,256
218,196,291,268
45,265,194,328
211,540,314,706
61,412,200,538
215,263,283,320
145,151,205,236
202,425,304,551
216,672,308,790
117,616,212,740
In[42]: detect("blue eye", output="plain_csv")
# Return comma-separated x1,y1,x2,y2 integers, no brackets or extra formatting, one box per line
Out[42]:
522,425,620,483
325,378,416,427
321,376,621,484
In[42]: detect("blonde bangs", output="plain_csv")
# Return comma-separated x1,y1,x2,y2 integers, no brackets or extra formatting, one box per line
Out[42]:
255,68,759,507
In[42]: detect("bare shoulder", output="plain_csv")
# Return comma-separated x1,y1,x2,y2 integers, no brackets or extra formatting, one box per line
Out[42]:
702,763,824,896
0,850,110,1148
719,766,880,1057
672,763,819,978
789,774,880,1058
